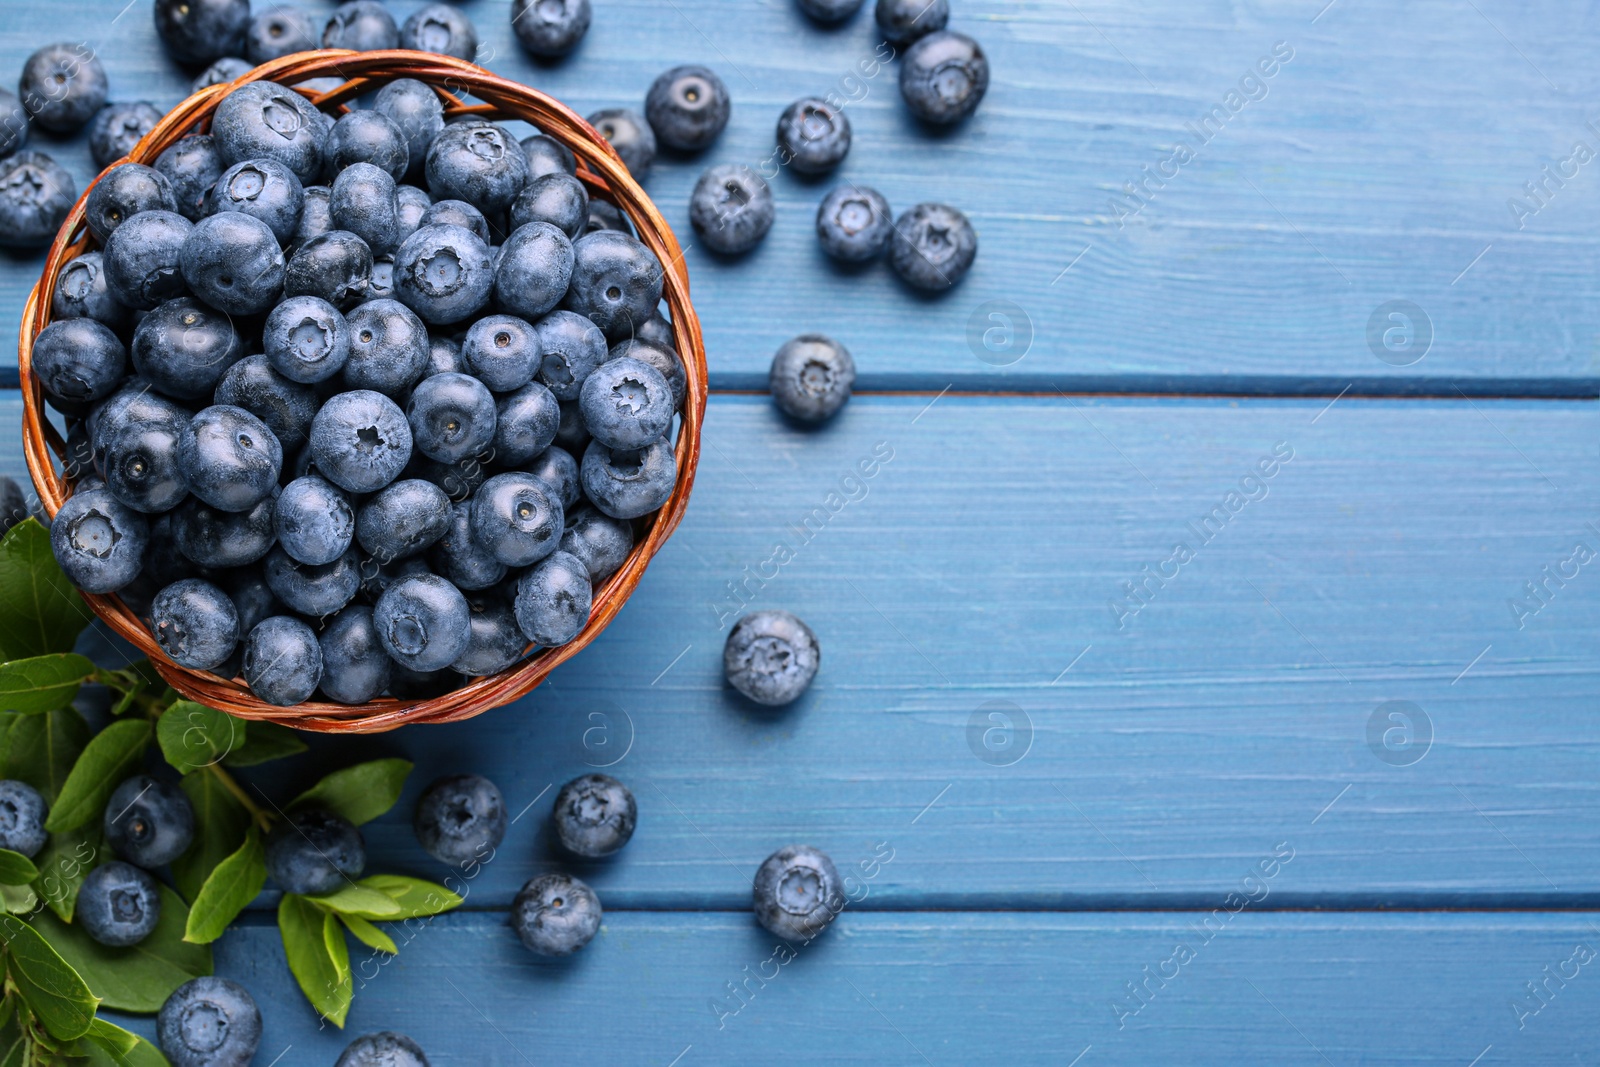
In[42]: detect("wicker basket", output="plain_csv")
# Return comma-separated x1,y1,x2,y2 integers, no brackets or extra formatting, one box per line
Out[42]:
17,50,705,734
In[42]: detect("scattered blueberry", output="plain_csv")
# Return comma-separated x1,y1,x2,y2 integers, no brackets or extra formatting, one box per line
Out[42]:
415,774,506,864
19,43,108,134
725,609,820,705
770,334,855,422
889,201,977,291
586,108,655,178
402,4,479,60
689,163,774,255
0,151,76,249
104,774,197,868
0,781,48,858
752,844,843,940
645,65,731,153
0,89,29,159
243,614,324,705
816,184,893,263
154,0,250,64
511,872,601,956
797,0,865,23
89,101,162,169
776,97,851,175
79,861,163,946
265,807,364,893
247,5,318,62
514,549,591,645
323,1,401,51
899,30,989,125
553,773,636,857
150,579,240,670
158,976,263,1067
875,0,947,45
336,1032,430,1067
511,0,592,58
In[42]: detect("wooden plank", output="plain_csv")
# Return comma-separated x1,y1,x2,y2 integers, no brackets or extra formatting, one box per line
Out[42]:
22,391,1599,906
1,1,1597,392
104,910,1600,1064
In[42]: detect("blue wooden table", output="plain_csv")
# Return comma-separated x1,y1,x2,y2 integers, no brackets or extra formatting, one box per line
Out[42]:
6,0,1600,1062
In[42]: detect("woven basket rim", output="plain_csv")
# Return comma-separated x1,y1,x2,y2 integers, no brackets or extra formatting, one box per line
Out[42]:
17,50,707,734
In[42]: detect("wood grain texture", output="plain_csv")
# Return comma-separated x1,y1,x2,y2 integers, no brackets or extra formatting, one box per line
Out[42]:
1,1,1598,391
103,910,1600,1065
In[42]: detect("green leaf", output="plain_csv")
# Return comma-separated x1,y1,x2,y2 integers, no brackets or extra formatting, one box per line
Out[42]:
0,850,38,886
156,702,243,775
279,895,351,1028
0,995,27,1067
0,883,37,915
356,874,463,919
32,884,212,1014
30,824,102,922
79,1018,171,1067
0,914,98,1041
311,884,403,919
183,830,265,945
337,913,396,955
289,759,411,827
171,771,251,904
0,519,93,661
221,721,307,767
3,707,96,921
44,719,151,834
0,654,96,715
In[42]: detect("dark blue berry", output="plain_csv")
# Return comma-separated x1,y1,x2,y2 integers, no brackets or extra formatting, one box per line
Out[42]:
899,30,989,125
495,222,573,321
560,505,632,583
816,183,892,262
155,135,224,222
580,437,675,520
514,549,590,645
510,174,588,241
635,312,675,350
181,212,287,316
798,0,864,20
323,1,399,49
753,844,841,940
317,605,392,704
460,314,539,392
285,230,372,309
158,976,262,1067
221,567,280,634
776,98,850,175
586,108,655,178
344,299,430,395
402,4,479,60
266,808,363,892
374,573,471,671
356,479,451,564
526,444,581,511
85,163,177,244
418,200,488,243
247,5,317,62
214,355,319,453
534,310,607,401
78,861,161,946
584,198,633,237
365,256,396,302
521,134,577,179
52,488,148,593
91,380,189,456
357,553,431,606
264,546,361,616
374,80,444,184
0,781,47,858
563,230,663,341
178,405,282,512
0,90,29,159
191,57,254,95
493,382,559,466
425,122,528,217
430,501,504,590
101,418,187,514
89,102,162,169
31,318,126,405
579,356,673,450
104,773,197,867
876,0,947,44
212,80,325,184
414,774,505,863
393,223,495,325
645,65,730,153
0,480,30,537
332,161,400,256
310,389,413,492
553,773,635,857
265,295,351,384
19,43,107,134
52,252,129,330
130,296,243,401
889,201,976,291
212,157,304,244
511,872,600,956
276,475,354,565
511,0,591,57
104,210,193,310
554,399,589,454
725,609,819,705
452,595,524,676
609,338,686,410
336,1033,429,1067
470,473,562,567
243,615,323,705
291,185,333,248
0,151,74,249
770,334,854,422
154,0,249,63
406,372,496,464
395,184,430,244
174,492,277,568
425,334,463,377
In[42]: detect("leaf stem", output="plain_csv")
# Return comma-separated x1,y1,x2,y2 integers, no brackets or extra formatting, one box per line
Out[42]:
206,763,273,834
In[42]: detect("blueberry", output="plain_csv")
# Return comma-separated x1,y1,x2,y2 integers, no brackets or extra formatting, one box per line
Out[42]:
534,310,607,401
752,844,842,940
174,492,277,568
211,158,304,244
101,419,187,513
154,0,249,63
402,4,479,60
310,389,413,492
552,773,636,857
358,553,431,605
462,314,541,392
559,505,633,582
513,550,590,645
91,380,190,455
395,184,431,244
330,161,399,256
521,134,577,179
19,43,107,134
510,173,588,241
374,573,471,671
178,405,282,512
275,475,354,565
104,210,193,310
899,30,989,125
418,200,488,243
470,473,563,567
413,775,506,867
609,338,686,410
425,122,528,216
291,185,333,247
492,382,559,466
511,0,592,58
816,183,892,263
0,781,48,858
130,296,243,401
211,80,325,184
797,0,865,22
214,355,319,453
220,567,280,634
580,437,675,520
425,335,464,377
78,861,161,946
181,212,287,315
265,295,351,384
266,807,362,892
430,500,505,590
51,488,148,593
875,0,947,44
451,595,526,676
725,609,819,705
336,1032,430,1067
554,399,590,454
84,164,176,245
356,479,451,563
242,6,316,62
104,774,197,868
264,546,360,616
770,334,854,422
155,135,224,222
64,425,98,484
584,198,634,237
495,223,574,322
640,65,730,156
776,98,851,175
586,108,655,179
393,223,495,325
0,151,74,250
158,976,262,1067
31,318,126,405
511,872,600,956
344,299,431,395
0,89,29,160
889,201,976,291
322,1,400,49
373,80,445,185
403,373,494,464
526,444,581,511
242,615,324,706
366,256,397,302
579,356,674,451
285,230,373,309
316,605,392,704
88,102,162,170
53,253,129,330
564,230,664,341
191,57,254,95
